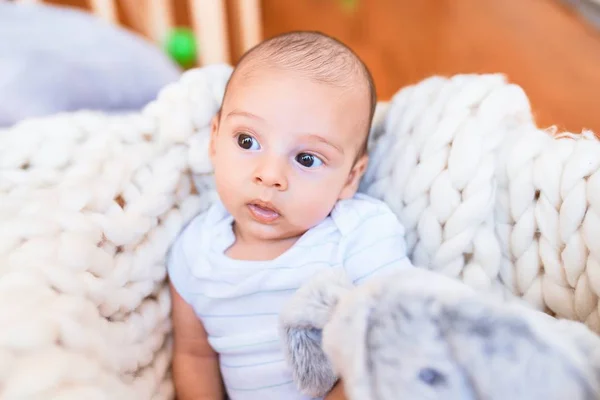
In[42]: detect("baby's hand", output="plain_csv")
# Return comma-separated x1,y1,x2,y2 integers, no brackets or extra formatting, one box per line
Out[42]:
324,381,348,400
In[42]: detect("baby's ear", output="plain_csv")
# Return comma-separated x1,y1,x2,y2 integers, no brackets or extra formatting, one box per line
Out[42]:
209,111,220,159
279,268,354,397
339,154,369,200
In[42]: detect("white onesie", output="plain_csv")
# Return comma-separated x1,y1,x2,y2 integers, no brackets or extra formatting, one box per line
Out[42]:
167,193,413,400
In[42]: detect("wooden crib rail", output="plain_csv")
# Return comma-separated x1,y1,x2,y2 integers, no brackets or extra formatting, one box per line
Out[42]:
12,0,263,66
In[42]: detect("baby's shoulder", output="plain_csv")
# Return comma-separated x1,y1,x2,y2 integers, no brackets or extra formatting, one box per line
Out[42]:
330,193,402,237
327,194,412,283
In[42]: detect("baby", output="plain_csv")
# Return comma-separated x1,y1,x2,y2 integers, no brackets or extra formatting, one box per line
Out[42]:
167,31,413,400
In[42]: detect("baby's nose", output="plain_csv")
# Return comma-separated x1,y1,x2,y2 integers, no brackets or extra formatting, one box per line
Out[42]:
253,157,288,190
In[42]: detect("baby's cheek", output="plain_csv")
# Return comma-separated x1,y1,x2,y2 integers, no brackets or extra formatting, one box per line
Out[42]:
290,188,338,227
214,159,245,202
217,152,246,182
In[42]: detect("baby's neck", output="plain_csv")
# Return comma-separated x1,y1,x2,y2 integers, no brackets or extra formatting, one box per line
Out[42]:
225,223,301,261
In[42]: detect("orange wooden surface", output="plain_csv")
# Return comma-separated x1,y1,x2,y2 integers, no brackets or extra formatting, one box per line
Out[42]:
260,0,600,134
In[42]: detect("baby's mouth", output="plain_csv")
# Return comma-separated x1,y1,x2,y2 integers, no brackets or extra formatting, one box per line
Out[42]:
247,201,280,223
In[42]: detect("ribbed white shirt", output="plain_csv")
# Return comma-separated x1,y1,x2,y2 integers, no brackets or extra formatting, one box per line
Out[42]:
167,193,413,400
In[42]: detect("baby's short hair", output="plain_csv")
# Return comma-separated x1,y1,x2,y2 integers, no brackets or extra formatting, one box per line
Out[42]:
223,31,376,157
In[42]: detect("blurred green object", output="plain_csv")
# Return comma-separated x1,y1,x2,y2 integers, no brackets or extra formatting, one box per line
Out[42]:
339,0,359,13
164,27,197,69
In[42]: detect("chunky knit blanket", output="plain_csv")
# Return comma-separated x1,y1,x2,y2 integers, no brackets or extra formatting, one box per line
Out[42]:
0,64,598,398
364,74,600,329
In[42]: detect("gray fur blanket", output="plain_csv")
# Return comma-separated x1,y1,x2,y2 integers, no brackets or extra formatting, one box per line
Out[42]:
280,268,600,400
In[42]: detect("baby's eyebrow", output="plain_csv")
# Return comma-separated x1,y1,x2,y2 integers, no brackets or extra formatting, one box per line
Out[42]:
303,134,344,155
226,109,263,121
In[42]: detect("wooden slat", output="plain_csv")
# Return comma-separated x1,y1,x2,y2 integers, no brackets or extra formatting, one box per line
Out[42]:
189,0,231,65
120,0,174,43
146,0,174,44
88,0,118,24
231,0,262,53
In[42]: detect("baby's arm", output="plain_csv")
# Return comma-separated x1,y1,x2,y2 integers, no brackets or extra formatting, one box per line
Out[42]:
167,215,224,398
170,282,225,400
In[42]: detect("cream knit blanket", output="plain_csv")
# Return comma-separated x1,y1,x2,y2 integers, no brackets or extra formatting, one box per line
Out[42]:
0,65,598,398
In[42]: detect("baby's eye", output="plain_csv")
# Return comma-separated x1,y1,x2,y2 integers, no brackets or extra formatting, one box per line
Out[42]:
237,133,260,150
295,153,323,168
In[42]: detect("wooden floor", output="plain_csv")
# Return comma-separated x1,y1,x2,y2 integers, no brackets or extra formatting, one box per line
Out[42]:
261,0,600,134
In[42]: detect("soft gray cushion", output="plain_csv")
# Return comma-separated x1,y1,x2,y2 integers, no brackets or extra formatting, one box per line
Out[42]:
0,2,181,127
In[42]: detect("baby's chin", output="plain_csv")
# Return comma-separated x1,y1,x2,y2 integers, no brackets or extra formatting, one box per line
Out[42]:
236,217,308,244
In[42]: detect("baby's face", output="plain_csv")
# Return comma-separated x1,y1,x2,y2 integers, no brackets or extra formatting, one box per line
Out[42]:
210,67,370,243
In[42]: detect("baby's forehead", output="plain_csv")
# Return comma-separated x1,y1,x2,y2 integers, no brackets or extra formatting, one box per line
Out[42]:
224,66,370,132
238,51,366,85
225,60,369,109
